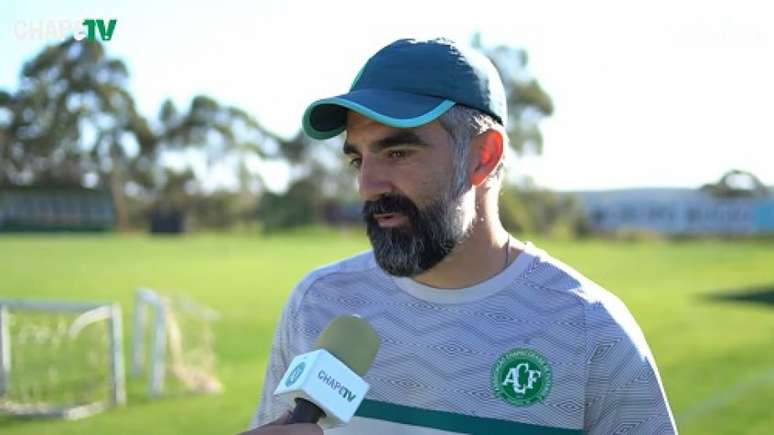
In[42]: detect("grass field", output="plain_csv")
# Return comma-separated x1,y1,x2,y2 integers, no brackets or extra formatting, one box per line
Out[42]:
0,229,773,434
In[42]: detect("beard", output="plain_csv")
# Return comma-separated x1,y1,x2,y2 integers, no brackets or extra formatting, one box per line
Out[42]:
362,188,472,277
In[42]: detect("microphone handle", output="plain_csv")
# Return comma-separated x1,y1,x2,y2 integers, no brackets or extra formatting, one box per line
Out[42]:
288,397,326,424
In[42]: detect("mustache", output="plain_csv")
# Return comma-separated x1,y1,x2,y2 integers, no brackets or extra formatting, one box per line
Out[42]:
362,194,420,221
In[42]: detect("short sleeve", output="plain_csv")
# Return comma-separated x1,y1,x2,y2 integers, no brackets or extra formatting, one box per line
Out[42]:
583,294,678,435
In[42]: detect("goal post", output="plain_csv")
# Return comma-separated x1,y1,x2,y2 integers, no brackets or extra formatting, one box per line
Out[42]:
0,299,126,419
131,288,222,398
131,288,167,397
0,305,10,397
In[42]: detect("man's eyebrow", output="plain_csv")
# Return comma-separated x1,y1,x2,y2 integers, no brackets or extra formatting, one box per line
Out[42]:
342,131,429,155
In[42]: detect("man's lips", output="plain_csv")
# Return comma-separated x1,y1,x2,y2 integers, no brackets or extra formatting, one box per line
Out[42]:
372,212,409,228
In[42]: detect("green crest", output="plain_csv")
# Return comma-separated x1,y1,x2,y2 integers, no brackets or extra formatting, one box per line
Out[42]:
286,361,306,387
491,348,552,406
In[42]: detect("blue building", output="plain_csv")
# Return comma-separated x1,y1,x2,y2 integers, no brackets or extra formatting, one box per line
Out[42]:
576,188,774,235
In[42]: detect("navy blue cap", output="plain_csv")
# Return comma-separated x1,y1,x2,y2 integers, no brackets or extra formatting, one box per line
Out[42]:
302,38,507,140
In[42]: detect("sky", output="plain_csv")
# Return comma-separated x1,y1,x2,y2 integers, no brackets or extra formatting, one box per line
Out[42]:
2,0,773,192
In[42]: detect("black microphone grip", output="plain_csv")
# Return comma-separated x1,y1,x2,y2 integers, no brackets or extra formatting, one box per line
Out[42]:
288,397,326,424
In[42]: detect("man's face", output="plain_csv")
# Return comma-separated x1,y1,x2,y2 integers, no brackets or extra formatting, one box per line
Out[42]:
344,112,474,277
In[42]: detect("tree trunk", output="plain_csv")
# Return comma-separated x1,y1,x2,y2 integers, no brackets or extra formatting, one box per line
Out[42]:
109,142,130,231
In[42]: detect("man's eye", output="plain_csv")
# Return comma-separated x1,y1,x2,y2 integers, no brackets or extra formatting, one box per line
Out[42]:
348,157,362,169
388,150,409,159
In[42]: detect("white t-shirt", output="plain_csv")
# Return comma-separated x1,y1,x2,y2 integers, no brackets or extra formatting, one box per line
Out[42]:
251,240,677,434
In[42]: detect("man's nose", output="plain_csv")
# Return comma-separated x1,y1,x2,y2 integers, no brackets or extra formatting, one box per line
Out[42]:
357,157,393,201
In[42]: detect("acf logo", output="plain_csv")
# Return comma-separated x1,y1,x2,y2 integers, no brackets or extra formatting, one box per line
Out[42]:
285,362,306,387
491,348,552,406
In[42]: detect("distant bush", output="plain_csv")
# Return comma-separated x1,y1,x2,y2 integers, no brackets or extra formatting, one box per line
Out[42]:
499,184,589,238
257,178,323,233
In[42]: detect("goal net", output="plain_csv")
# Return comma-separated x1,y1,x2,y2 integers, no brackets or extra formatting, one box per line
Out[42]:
131,288,222,397
0,300,125,419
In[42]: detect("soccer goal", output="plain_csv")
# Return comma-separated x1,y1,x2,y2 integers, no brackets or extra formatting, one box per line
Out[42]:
0,299,125,419
131,288,222,397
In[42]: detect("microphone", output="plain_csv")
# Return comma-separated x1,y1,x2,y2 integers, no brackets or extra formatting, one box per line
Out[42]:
273,315,380,428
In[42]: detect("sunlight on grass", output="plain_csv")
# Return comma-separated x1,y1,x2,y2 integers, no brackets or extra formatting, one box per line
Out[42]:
1,231,772,434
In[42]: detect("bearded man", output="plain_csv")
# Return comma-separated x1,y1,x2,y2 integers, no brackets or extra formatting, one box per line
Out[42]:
246,38,677,435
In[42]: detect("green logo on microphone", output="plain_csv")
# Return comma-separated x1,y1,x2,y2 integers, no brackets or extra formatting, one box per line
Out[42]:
286,362,306,387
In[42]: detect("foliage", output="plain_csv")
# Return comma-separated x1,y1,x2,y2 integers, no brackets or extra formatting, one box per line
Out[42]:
499,181,589,238
0,35,556,232
700,169,770,198
254,127,361,232
0,39,285,231
130,95,281,229
257,176,324,232
0,39,154,228
472,33,554,156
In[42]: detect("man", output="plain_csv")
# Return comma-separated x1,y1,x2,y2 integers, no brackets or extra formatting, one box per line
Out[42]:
246,38,677,435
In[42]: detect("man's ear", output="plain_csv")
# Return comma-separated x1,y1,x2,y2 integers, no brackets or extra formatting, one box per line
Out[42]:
469,129,504,186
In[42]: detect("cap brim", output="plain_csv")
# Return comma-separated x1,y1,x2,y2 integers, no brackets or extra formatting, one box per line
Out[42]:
302,89,455,140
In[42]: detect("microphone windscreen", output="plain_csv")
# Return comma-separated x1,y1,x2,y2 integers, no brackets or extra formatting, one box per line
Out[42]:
314,315,379,377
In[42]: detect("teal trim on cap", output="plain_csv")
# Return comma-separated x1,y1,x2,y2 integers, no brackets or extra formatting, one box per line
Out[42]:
302,102,347,140
302,97,455,140
336,97,455,128
350,65,366,90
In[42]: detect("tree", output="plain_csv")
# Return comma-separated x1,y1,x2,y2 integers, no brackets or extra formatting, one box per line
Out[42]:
499,180,588,238
701,169,770,198
472,33,554,156
0,38,154,229
130,95,285,228
0,38,293,231
254,129,359,231
257,176,323,232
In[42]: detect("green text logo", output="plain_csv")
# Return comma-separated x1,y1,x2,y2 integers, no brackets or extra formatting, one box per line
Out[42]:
491,348,552,406
75,19,117,42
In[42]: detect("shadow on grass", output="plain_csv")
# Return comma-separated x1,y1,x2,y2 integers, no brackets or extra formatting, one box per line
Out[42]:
703,283,774,307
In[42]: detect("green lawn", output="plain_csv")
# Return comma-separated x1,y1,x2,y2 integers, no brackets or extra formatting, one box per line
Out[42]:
0,230,772,434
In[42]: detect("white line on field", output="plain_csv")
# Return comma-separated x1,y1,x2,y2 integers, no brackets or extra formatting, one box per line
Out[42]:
676,368,774,426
